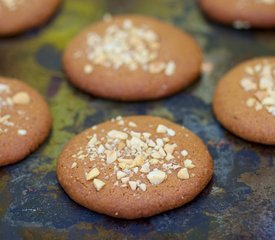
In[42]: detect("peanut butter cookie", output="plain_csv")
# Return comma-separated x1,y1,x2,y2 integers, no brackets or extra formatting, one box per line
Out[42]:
57,116,213,219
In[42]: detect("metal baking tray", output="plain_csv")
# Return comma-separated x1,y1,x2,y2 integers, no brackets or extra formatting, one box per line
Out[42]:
0,0,274,239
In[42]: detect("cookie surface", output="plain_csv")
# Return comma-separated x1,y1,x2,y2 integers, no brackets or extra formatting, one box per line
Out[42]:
200,0,275,29
63,15,202,101
57,116,213,219
0,77,52,166
0,0,61,36
213,57,275,145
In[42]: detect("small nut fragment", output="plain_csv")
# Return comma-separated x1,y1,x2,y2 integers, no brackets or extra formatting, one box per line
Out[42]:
148,62,165,74
130,131,141,138
165,61,176,76
134,155,146,166
97,144,105,154
106,150,117,164
146,147,152,155
246,98,256,108
184,159,196,169
0,83,10,93
165,154,174,161
84,64,94,74
149,159,159,165
93,179,105,191
17,129,27,136
156,124,167,133
130,136,147,148
128,121,137,127
147,169,167,185
86,168,100,180
156,138,164,147
114,181,119,186
12,92,31,105
181,150,188,157
71,162,77,168
140,162,150,173
167,128,175,136
164,143,177,155
241,78,257,91
6,97,13,106
143,132,151,139
261,97,275,106
158,147,166,157
117,170,127,180
155,123,177,136
129,181,137,191
121,177,130,184
108,130,128,139
148,140,156,147
118,162,127,170
151,151,161,159
0,114,10,123
123,19,133,29
259,77,273,90
118,158,133,165
117,141,126,150
88,134,97,147
177,168,189,180
245,66,254,75
138,183,147,191
118,120,124,125
133,167,139,173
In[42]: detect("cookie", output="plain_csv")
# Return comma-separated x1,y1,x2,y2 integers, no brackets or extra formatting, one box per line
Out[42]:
0,0,61,36
57,116,213,219
0,77,52,166
213,57,275,145
63,14,202,101
200,0,275,29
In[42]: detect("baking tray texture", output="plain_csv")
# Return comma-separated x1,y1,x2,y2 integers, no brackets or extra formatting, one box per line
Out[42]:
0,0,274,239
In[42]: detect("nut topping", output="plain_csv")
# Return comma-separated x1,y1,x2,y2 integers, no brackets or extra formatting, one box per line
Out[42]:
147,169,167,185
177,168,190,180
12,92,31,105
93,179,105,191
240,60,275,116
82,18,177,76
71,116,197,192
108,130,128,139
86,168,100,180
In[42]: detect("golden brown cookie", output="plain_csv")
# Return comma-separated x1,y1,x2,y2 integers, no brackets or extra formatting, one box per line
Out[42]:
0,0,61,36
63,14,202,101
57,116,213,219
200,0,275,29
0,77,52,166
213,57,275,145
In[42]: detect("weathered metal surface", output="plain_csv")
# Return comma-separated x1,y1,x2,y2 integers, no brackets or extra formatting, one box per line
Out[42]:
0,0,274,239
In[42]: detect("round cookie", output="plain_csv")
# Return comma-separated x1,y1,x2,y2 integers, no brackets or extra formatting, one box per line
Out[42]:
63,14,202,101
57,116,213,219
199,0,275,29
0,77,52,166
0,0,61,36
213,57,275,145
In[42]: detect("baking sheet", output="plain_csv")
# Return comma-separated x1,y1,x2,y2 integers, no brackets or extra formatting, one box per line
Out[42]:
0,0,274,239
